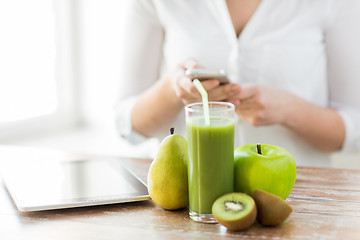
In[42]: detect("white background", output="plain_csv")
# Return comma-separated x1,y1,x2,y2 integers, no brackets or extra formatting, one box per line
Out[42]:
1,0,159,159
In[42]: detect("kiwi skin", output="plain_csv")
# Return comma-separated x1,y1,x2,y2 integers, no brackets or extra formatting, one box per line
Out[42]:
215,206,256,231
252,189,292,226
212,193,257,231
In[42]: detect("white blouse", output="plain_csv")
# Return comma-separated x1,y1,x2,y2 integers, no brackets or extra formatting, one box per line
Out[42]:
116,0,360,167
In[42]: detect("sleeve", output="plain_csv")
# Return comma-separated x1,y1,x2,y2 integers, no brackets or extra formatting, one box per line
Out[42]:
326,0,360,153
114,0,164,144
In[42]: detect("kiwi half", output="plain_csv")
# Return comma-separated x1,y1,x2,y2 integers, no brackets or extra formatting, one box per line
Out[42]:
252,189,292,226
212,192,257,231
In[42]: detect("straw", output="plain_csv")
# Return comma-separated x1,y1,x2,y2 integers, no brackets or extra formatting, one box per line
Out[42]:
192,79,210,126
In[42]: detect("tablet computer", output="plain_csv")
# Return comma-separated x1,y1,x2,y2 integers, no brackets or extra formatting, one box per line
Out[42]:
0,146,150,212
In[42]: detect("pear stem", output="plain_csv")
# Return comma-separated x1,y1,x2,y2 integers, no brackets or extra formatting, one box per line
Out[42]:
170,127,175,135
257,143,262,155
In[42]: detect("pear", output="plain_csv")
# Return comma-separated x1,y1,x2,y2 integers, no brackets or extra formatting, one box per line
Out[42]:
147,128,189,210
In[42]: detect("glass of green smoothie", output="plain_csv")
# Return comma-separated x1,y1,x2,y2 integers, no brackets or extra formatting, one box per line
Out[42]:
185,102,235,223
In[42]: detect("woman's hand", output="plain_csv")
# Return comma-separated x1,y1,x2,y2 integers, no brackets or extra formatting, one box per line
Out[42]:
228,83,345,152
171,59,241,105
228,83,295,126
132,58,241,137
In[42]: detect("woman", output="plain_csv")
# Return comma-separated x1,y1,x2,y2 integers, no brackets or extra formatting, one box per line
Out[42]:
115,0,360,167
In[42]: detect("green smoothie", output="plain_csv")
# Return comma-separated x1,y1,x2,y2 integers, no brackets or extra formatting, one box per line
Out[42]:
187,116,234,214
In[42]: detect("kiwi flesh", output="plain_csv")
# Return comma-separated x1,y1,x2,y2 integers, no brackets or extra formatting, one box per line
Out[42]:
252,189,292,226
212,192,257,231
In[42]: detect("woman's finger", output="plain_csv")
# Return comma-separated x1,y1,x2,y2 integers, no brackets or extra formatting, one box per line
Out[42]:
207,83,241,101
236,83,258,100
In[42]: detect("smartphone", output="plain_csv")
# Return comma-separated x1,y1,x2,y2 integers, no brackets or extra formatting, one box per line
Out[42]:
185,69,230,85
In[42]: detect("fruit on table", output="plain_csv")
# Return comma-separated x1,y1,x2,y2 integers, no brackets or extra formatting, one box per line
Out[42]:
252,189,292,226
234,143,296,200
147,128,189,210
212,192,257,231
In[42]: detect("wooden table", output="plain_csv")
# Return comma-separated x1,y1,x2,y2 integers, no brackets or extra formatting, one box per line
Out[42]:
1,156,360,239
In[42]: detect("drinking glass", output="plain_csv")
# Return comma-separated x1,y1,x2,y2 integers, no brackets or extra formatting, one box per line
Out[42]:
185,102,235,223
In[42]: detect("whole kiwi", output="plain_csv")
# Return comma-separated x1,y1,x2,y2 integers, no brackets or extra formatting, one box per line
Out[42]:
212,192,257,231
252,189,292,226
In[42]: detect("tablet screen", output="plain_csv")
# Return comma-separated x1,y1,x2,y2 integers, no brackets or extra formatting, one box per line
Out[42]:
0,150,150,212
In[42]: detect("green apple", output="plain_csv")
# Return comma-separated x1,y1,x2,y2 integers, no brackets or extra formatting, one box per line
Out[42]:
234,143,296,200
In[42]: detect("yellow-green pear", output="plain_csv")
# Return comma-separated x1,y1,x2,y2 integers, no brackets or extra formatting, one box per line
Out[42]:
147,128,189,210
